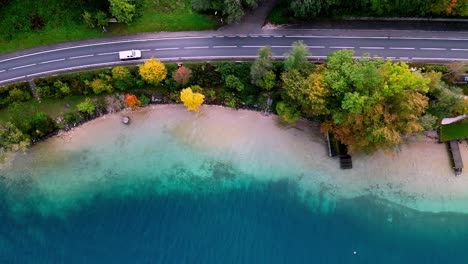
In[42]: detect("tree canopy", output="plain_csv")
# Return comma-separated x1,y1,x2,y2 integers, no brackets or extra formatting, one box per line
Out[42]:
180,87,205,111
139,58,167,85
282,50,432,153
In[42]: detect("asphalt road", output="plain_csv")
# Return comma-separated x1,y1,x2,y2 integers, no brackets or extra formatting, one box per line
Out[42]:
1,33,468,85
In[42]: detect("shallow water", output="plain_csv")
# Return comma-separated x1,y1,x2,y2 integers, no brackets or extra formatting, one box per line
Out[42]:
1,106,467,263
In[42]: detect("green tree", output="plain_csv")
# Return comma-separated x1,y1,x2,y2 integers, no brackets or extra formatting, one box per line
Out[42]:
316,50,431,153
262,70,276,90
276,101,300,123
82,10,95,28
77,98,96,115
96,10,109,27
251,46,274,87
109,0,136,24
284,41,310,72
0,122,31,152
224,0,245,24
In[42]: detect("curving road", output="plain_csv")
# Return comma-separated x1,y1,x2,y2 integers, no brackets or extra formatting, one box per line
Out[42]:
1,32,468,85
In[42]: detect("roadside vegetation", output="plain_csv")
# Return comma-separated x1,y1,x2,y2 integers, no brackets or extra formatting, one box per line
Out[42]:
0,0,218,54
0,46,467,157
269,0,468,24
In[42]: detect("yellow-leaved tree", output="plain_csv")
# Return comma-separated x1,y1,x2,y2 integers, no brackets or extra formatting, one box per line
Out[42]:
180,87,204,111
139,57,167,85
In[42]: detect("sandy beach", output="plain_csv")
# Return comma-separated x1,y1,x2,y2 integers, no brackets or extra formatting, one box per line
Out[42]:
2,104,468,213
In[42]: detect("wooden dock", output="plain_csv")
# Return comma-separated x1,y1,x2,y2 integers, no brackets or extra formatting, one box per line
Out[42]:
448,140,463,176
326,132,353,169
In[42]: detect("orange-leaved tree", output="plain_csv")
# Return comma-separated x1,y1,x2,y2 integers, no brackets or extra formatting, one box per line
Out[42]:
125,94,141,109
139,57,167,85
180,87,204,111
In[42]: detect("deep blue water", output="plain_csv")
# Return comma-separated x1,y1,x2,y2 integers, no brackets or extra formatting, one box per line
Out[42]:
1,178,467,264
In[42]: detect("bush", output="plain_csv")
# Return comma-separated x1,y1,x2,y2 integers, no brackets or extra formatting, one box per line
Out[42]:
0,82,33,109
9,88,32,102
31,112,56,138
225,75,244,92
140,94,150,106
276,101,300,123
188,63,222,87
64,111,80,125
77,98,96,115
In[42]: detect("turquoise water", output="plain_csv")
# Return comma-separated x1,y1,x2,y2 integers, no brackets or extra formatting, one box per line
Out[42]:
1,106,467,263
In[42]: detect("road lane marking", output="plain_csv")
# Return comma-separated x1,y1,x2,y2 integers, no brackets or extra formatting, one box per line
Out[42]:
330,46,354,49
285,35,388,39
389,47,415,50
270,46,292,48
0,37,213,63
69,54,94,59
451,48,468,51
184,46,209,49
420,48,447,51
0,70,5,73
359,47,385,49
155,47,179,51
97,52,119,56
273,35,283,38
39,58,66,64
412,57,468,61
11,63,36,70
213,46,237,48
0,76,26,83
242,45,264,48
141,49,150,51
307,46,325,49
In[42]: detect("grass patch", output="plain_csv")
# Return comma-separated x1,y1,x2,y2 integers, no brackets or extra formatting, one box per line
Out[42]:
0,95,92,125
440,119,468,142
0,0,218,54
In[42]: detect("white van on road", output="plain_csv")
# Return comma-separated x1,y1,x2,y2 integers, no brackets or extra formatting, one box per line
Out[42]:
119,49,142,60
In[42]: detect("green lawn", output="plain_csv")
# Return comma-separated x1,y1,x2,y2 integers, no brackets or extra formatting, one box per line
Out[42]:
0,95,91,125
0,0,218,54
439,119,468,142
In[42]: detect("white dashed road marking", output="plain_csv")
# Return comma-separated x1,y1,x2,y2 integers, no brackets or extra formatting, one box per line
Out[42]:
69,54,94,59
11,64,36,70
39,58,66,64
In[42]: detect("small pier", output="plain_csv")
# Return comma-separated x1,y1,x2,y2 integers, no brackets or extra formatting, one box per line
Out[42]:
340,155,353,169
448,140,463,176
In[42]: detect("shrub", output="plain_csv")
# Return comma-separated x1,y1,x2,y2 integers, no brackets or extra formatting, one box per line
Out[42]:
125,94,141,109
139,94,150,106
86,78,113,95
225,75,244,92
64,111,79,125
9,88,31,102
31,112,55,138
276,101,300,123
77,98,96,115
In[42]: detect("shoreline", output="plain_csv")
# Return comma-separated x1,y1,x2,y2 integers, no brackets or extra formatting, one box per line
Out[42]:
2,104,468,214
